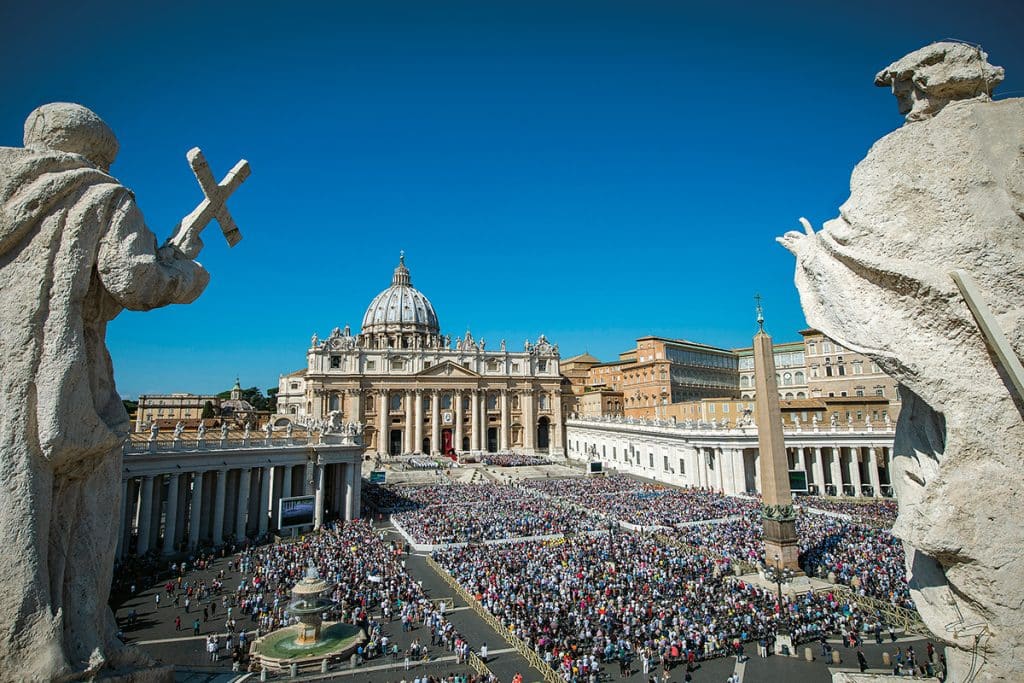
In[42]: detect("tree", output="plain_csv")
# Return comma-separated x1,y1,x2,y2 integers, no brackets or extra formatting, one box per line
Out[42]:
201,401,216,419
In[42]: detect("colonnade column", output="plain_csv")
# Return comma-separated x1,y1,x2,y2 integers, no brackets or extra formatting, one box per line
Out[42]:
499,389,510,451
470,389,480,451
829,447,843,495
404,391,415,454
346,461,361,520
812,447,826,494
715,447,725,492
188,471,205,549
314,464,325,529
414,389,424,454
430,390,440,454
162,474,180,555
849,449,863,497
523,390,535,452
454,392,464,452
378,390,388,456
117,480,129,559
258,466,271,534
344,463,355,520
235,467,251,538
211,469,227,544
136,476,154,555
867,447,881,497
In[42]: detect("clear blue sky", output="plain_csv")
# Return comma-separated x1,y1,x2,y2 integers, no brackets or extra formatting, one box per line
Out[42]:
2,0,1021,398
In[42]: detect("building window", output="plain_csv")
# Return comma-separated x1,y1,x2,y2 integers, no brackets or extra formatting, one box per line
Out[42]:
330,356,341,368
875,388,885,397
391,359,404,370
794,371,804,384
486,359,498,372
808,342,817,354
649,453,654,468
366,360,376,371
538,360,547,372
390,394,402,411
679,458,685,474
664,455,670,471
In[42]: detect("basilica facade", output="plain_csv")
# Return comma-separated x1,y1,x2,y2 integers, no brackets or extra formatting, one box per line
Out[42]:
275,255,567,457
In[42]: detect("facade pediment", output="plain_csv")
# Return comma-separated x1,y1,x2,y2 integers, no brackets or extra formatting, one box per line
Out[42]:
416,361,481,378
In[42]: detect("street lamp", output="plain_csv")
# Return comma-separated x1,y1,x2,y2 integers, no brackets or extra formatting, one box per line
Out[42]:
764,554,796,653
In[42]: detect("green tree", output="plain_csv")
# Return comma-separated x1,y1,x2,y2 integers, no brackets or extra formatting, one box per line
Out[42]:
201,401,216,419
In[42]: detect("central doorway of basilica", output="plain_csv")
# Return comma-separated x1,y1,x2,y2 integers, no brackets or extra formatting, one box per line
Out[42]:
389,429,402,456
537,417,550,451
486,427,498,453
442,428,453,454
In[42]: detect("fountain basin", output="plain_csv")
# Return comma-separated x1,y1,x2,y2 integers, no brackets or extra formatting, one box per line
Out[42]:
252,622,364,672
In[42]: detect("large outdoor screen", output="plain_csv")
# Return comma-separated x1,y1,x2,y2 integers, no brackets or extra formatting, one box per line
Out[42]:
588,461,603,474
279,495,315,529
788,469,809,492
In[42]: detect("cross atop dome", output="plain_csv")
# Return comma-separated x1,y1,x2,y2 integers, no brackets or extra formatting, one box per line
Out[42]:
392,250,411,287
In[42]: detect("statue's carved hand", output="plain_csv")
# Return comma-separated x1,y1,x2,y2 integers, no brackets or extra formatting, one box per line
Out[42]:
777,217,816,255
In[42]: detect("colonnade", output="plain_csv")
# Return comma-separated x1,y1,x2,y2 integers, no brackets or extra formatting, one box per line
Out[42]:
118,448,363,559
566,417,895,499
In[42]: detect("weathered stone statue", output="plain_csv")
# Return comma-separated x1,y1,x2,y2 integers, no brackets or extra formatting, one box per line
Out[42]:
780,42,1022,681
0,103,246,681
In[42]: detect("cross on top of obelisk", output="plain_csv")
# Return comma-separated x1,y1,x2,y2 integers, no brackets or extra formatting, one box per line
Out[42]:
755,293,765,333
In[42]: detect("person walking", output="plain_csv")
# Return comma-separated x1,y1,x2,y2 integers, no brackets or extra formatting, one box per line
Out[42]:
174,616,181,632
857,648,868,673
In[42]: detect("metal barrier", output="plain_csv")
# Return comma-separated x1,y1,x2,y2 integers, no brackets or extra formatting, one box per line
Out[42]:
468,651,496,679
829,585,928,636
425,557,562,683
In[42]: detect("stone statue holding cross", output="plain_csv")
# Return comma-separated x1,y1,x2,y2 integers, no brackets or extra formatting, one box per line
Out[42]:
0,102,249,681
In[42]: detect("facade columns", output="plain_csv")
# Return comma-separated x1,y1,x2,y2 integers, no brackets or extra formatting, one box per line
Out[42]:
236,467,251,538
523,390,535,452
867,446,881,497
552,392,564,454
136,476,154,555
282,464,293,499
212,469,227,544
258,466,271,534
812,447,826,494
404,391,415,454
188,471,205,549
470,389,480,451
348,389,362,424
454,391,464,452
378,390,388,455
414,389,424,453
344,463,355,520
430,390,440,454
500,389,510,451
162,474,180,555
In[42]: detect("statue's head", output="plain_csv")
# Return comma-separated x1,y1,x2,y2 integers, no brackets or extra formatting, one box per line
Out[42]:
23,103,119,171
875,42,1004,122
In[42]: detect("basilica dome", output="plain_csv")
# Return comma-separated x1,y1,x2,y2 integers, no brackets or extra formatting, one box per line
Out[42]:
361,253,440,337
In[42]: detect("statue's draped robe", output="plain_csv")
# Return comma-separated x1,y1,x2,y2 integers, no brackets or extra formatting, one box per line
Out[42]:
0,147,208,680
789,98,1024,675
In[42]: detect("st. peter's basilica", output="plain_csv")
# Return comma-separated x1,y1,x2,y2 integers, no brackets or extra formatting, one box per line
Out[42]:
275,254,567,457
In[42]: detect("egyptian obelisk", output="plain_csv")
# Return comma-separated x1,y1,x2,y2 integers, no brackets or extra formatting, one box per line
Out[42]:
752,296,800,571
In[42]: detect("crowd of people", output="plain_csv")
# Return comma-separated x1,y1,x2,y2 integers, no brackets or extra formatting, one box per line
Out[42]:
799,496,899,527
673,511,914,607
392,488,603,545
522,475,758,526
481,454,550,467
433,531,892,682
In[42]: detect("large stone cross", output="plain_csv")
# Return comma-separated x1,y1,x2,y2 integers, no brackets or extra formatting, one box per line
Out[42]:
176,147,250,248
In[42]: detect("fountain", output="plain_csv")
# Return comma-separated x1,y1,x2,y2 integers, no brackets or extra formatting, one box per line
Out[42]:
251,561,365,672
